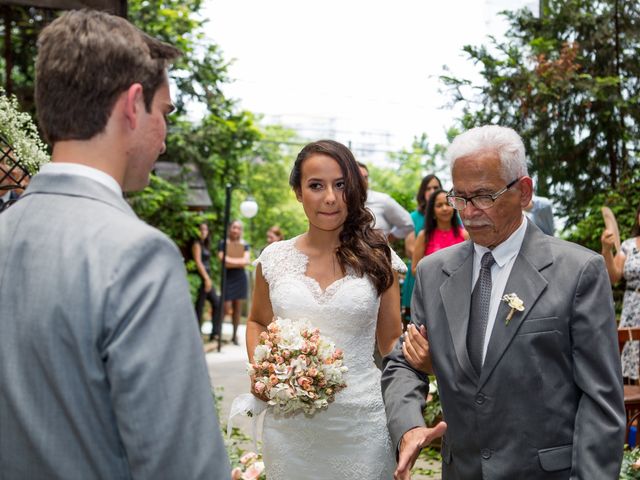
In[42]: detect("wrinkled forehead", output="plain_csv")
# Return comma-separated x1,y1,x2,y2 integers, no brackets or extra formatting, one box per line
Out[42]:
451,151,507,192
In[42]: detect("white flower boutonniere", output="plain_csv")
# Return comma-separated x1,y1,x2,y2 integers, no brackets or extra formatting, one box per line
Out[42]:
502,293,525,325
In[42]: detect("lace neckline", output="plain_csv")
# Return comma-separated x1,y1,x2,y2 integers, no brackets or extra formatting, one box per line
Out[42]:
288,236,357,301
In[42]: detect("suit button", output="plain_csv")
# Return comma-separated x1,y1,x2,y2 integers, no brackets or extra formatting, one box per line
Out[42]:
475,393,485,405
481,448,491,459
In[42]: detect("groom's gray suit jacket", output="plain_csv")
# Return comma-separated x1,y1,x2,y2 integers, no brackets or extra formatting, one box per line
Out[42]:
0,173,230,479
382,220,625,479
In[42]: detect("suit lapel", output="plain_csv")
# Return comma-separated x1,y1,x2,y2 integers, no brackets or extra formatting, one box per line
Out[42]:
478,221,552,389
440,241,478,384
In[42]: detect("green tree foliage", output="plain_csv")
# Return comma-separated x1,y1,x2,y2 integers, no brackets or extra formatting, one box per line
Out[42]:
244,126,308,252
0,6,51,111
127,174,206,248
367,133,448,212
127,0,264,250
441,0,640,230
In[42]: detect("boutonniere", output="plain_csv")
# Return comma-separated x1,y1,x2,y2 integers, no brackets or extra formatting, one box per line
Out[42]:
502,293,525,325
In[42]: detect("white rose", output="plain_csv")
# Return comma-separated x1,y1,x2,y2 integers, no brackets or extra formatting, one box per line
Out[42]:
270,383,294,401
253,344,271,363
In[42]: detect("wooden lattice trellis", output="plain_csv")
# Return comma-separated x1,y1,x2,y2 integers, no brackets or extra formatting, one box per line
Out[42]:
0,132,30,211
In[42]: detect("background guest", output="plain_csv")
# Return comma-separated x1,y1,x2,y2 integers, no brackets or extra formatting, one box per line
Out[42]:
266,225,284,245
218,219,250,345
601,202,640,380
524,193,555,236
402,174,442,319
192,222,220,334
411,188,468,275
357,161,413,242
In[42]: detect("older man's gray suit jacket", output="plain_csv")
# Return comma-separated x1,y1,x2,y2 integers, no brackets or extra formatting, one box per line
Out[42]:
382,220,625,479
0,173,230,479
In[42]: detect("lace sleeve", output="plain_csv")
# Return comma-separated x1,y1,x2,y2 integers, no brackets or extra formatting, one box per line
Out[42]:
389,247,407,274
253,243,274,284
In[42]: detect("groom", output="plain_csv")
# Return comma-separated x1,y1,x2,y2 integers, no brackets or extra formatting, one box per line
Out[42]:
0,10,229,479
382,125,625,479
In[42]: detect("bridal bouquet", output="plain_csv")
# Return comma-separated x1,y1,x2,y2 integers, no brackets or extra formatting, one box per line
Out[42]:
248,317,348,415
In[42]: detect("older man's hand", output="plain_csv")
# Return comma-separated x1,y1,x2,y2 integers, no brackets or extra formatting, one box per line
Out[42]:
395,422,447,480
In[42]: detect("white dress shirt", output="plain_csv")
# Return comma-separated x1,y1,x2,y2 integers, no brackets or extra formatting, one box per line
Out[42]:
365,189,414,239
472,216,528,364
39,162,122,196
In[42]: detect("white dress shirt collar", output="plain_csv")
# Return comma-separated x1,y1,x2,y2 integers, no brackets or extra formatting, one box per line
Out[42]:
39,162,122,196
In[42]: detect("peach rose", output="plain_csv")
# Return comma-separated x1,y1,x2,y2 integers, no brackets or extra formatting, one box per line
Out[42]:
254,381,266,395
298,376,313,391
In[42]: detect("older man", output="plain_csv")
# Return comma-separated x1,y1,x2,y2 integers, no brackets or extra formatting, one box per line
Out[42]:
382,125,624,479
0,10,230,479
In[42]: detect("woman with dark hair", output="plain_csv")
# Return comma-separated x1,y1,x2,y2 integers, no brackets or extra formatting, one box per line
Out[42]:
411,188,468,275
246,139,405,479
401,174,443,315
192,222,220,333
602,203,640,380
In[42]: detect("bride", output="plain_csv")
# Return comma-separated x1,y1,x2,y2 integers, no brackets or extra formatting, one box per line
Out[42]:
246,139,406,479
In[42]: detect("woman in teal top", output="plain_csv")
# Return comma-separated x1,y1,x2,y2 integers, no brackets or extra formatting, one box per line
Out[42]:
401,174,442,319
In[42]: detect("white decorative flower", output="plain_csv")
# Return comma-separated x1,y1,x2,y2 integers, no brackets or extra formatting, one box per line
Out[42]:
501,293,525,325
275,317,309,350
429,379,438,395
0,88,49,174
253,344,271,363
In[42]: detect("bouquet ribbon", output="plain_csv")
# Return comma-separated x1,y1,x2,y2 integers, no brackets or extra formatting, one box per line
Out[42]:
227,394,268,452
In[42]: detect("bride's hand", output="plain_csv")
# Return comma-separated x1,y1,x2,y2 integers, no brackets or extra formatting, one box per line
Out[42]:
249,376,269,403
402,324,432,374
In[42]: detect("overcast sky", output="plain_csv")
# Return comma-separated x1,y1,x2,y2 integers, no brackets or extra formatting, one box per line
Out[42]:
201,0,537,163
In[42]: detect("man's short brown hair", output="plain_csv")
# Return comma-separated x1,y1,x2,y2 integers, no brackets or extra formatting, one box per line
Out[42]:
35,9,181,144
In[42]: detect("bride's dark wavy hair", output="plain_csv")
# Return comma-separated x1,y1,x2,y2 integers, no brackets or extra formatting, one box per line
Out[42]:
289,140,393,296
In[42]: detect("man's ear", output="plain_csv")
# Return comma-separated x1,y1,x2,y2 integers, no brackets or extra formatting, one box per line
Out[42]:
123,83,144,130
519,176,534,209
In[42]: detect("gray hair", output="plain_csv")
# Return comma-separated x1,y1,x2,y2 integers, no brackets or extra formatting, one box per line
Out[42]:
446,125,528,181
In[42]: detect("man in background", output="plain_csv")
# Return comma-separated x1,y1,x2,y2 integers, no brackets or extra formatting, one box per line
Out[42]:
525,193,555,236
0,10,230,479
358,161,413,242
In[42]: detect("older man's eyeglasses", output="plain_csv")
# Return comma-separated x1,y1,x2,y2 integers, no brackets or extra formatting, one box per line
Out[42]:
446,178,521,211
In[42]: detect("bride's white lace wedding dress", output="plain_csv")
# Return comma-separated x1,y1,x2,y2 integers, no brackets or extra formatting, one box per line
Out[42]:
255,236,406,480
